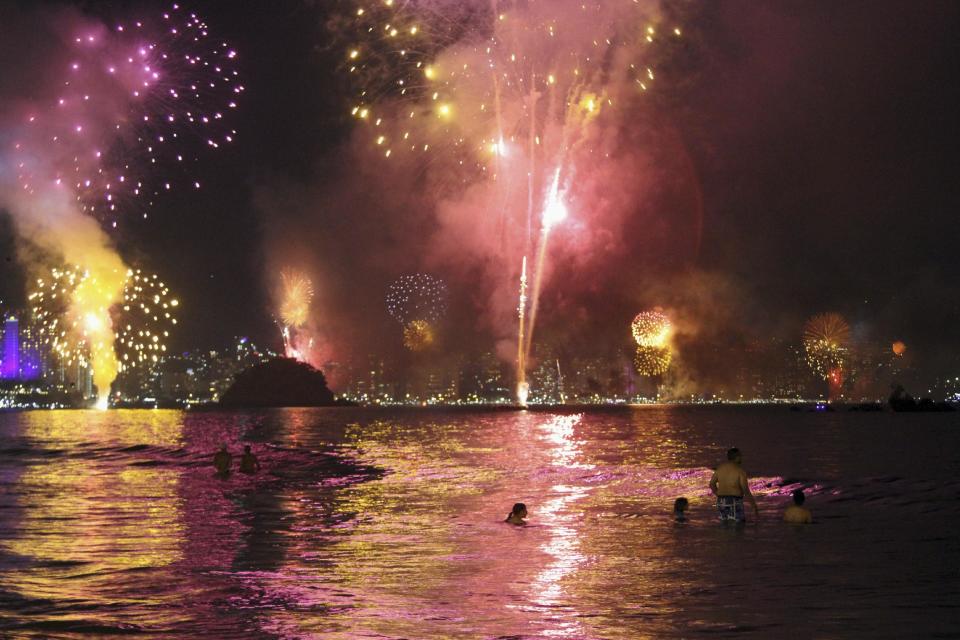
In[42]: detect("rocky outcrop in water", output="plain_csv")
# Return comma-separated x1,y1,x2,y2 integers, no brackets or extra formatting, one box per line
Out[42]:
220,357,337,408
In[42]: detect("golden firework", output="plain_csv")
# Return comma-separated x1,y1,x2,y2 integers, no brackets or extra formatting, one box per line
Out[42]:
403,319,436,351
634,345,671,376
279,270,314,328
803,312,850,379
116,269,178,371
631,309,672,348
29,266,177,374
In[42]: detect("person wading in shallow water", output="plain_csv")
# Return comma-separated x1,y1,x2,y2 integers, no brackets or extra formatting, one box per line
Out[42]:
709,447,759,523
505,503,528,525
213,444,232,477
239,445,261,474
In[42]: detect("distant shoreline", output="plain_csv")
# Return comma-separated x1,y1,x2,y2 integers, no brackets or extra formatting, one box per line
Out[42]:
2,400,955,413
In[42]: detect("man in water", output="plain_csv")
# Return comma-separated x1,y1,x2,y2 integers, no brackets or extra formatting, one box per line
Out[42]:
239,445,261,474
709,447,759,523
213,444,232,477
784,488,812,524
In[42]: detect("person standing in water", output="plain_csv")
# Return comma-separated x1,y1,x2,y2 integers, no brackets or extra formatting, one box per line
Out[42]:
239,445,261,474
213,444,232,477
709,447,759,523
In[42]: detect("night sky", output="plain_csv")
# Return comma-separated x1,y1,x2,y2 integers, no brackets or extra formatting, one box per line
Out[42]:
1,0,958,387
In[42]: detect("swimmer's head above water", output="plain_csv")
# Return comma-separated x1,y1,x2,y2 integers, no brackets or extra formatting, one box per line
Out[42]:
505,503,528,525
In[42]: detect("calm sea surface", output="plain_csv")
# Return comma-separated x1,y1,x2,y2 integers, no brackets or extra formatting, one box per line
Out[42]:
0,406,958,639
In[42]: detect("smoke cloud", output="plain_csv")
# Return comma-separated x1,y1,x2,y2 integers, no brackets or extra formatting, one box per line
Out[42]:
257,0,718,391
0,6,130,404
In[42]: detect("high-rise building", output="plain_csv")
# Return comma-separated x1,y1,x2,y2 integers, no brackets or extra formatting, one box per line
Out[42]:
1,316,20,380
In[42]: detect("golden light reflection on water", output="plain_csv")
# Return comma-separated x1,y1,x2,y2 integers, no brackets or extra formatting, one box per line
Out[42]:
0,406,915,638
0,411,184,603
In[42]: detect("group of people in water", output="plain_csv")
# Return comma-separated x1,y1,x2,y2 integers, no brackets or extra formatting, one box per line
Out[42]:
213,444,261,477
707,446,812,524
505,446,813,526
214,442,809,524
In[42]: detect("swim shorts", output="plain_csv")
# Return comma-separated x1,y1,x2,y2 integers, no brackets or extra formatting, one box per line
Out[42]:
717,495,745,522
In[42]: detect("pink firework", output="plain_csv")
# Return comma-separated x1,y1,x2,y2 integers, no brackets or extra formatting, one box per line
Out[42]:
11,3,242,228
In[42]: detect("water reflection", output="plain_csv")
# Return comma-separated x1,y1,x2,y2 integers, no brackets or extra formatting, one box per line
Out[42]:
523,414,590,637
2,412,183,590
0,407,957,638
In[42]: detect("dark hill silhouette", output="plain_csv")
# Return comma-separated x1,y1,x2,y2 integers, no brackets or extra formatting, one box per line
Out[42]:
888,384,955,412
220,357,336,408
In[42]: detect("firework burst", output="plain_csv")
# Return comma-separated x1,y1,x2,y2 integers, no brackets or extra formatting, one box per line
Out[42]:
803,313,850,380
403,319,436,351
335,1,684,377
332,0,680,171
116,269,179,371
279,271,314,328
634,345,671,377
276,270,315,361
28,265,90,367
11,3,241,228
386,273,448,325
28,265,178,375
631,309,672,348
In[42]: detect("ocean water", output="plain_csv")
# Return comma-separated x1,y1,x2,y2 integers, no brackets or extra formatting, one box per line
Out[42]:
0,406,957,639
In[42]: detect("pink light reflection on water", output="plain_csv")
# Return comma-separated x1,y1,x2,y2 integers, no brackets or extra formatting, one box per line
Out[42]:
3,407,905,638
521,414,592,637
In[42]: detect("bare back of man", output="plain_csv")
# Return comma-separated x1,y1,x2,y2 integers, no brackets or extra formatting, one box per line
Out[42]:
712,461,746,496
709,448,758,522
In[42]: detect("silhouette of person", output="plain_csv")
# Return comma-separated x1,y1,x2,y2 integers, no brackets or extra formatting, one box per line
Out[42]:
673,497,689,522
784,489,812,524
213,444,232,477
239,445,260,474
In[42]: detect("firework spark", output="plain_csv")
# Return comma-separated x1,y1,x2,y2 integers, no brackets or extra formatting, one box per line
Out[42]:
631,309,672,348
275,270,315,361
333,0,677,170
116,269,178,371
334,1,682,375
28,265,91,368
2,4,239,408
28,265,178,381
386,273,448,325
523,168,570,372
630,309,673,376
403,319,436,351
634,345,671,377
803,312,850,380
11,3,241,228
279,271,314,328
516,255,528,405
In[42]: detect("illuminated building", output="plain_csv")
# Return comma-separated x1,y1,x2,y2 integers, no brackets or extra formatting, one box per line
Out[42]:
1,316,20,379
